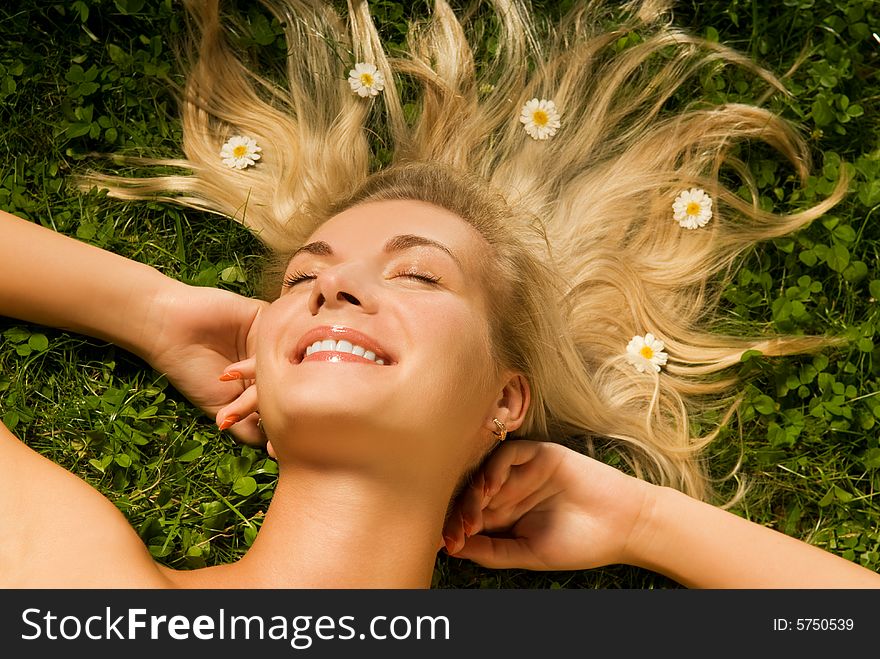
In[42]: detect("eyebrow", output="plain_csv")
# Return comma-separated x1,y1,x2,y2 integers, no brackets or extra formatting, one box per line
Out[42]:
289,234,463,269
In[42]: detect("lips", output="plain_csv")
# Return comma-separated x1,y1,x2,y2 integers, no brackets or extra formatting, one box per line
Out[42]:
292,325,394,365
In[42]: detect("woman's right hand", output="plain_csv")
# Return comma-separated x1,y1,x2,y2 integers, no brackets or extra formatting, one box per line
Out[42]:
140,282,268,447
442,440,654,572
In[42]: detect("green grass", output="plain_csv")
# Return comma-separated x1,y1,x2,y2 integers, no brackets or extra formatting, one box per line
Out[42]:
1,0,878,588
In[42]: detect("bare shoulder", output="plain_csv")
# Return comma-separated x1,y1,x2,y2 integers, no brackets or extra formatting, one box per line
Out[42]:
0,421,176,588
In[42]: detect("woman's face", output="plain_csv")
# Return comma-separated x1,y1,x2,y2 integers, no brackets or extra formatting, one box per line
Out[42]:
256,199,505,480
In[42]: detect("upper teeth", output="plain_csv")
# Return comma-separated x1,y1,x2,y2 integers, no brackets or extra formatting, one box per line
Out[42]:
305,339,385,364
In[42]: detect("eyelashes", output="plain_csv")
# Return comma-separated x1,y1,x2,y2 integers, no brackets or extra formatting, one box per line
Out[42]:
395,267,442,285
282,270,317,288
282,269,442,289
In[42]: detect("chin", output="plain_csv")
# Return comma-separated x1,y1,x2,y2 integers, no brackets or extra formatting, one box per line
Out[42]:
272,393,407,436
278,384,391,417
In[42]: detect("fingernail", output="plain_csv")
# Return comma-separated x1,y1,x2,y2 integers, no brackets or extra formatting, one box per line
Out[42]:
461,515,473,538
218,414,241,430
443,536,455,554
219,371,242,382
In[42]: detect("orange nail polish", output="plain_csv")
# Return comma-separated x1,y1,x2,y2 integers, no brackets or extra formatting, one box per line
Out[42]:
443,536,455,554
218,414,241,430
219,371,242,382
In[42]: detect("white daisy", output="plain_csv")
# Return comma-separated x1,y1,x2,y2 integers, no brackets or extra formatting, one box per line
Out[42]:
672,188,713,229
519,98,561,140
625,333,669,373
348,62,385,97
220,135,262,170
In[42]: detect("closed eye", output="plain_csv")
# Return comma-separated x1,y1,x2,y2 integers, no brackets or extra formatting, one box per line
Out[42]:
282,270,316,288
399,271,441,284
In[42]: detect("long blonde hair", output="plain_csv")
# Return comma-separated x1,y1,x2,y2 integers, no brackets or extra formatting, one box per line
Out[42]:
81,0,849,501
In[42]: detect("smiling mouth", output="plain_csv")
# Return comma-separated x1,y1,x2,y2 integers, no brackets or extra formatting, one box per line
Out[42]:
301,339,389,365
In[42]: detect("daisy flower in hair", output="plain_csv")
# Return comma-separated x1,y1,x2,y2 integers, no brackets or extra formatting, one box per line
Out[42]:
625,333,668,373
348,62,385,97
220,135,262,170
673,188,713,229
519,98,561,140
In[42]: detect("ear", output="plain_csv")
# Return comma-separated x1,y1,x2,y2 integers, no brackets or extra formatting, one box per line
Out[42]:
488,371,530,434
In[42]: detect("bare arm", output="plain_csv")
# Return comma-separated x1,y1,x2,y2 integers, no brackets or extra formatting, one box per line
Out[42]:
0,209,174,358
446,441,880,588
628,485,879,588
0,422,173,587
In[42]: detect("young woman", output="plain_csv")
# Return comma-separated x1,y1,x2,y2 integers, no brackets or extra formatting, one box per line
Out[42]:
1,0,876,587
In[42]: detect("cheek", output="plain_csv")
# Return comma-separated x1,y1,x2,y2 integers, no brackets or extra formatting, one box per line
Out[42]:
411,300,496,392
253,299,296,385
256,303,284,355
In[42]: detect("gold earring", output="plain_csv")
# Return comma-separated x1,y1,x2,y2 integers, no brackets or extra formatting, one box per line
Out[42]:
492,418,507,442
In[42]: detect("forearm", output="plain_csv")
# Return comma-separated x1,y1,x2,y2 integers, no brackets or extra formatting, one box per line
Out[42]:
628,485,880,588
0,210,180,358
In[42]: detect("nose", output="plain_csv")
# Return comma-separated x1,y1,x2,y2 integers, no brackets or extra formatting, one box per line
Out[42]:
307,264,374,315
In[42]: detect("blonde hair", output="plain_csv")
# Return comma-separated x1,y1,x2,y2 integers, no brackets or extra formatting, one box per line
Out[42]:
81,0,849,501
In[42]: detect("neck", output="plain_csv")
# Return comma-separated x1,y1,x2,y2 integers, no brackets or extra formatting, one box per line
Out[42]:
233,461,450,588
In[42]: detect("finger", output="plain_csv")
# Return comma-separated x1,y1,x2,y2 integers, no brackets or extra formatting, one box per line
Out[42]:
218,356,257,382
443,510,468,555
226,411,265,447
483,451,559,519
450,534,540,570
215,384,258,430
441,500,462,542
481,439,544,499
459,472,485,536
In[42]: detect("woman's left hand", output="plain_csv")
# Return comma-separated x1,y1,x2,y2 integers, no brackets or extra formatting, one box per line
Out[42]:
440,440,651,572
